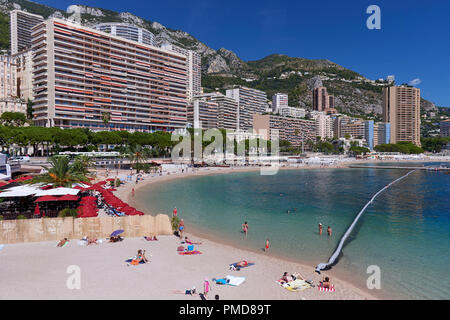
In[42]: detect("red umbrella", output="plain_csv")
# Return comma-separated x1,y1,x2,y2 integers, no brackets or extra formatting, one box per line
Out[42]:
34,203,40,215
59,195,79,201
35,195,60,202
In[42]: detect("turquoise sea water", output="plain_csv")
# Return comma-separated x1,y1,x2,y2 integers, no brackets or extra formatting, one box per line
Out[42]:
135,163,450,299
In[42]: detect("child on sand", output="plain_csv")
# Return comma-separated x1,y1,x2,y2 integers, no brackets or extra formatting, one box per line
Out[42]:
204,278,211,297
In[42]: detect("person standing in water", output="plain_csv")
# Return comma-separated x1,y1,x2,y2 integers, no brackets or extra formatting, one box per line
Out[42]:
327,226,332,236
264,238,270,253
178,219,185,237
319,223,323,235
242,221,249,237
173,207,178,217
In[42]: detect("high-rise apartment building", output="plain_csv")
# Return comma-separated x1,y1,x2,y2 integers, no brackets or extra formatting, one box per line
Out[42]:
312,87,329,111
309,111,334,139
31,18,188,132
94,23,155,47
440,119,450,138
226,86,267,130
13,49,34,101
382,86,421,146
188,98,218,129
0,54,17,99
192,93,238,130
159,43,201,101
10,10,44,55
340,120,374,149
253,113,316,149
272,93,288,113
374,122,391,146
278,106,306,118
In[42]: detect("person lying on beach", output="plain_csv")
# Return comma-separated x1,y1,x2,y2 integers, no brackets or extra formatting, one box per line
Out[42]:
86,236,98,245
109,235,123,243
57,238,69,247
184,236,201,245
171,287,197,295
144,235,158,241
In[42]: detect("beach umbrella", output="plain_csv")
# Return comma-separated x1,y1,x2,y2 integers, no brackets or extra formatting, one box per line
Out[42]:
110,229,124,237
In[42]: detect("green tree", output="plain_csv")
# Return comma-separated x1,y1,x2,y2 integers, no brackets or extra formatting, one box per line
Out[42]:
28,156,89,187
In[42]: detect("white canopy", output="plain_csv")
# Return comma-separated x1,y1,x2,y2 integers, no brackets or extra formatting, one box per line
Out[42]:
34,188,80,197
0,186,79,197
0,186,42,197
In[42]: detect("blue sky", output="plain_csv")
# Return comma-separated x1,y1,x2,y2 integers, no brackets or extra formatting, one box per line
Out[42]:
39,0,450,107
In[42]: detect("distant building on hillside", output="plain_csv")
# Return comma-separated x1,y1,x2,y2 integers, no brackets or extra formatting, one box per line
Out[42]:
94,23,155,46
226,86,267,130
440,119,450,137
253,113,316,149
10,10,44,54
382,86,421,146
272,93,288,113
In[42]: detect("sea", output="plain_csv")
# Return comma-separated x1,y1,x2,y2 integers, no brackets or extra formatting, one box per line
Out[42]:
135,162,450,299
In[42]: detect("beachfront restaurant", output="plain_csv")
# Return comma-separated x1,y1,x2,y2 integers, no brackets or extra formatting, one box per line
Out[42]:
0,185,81,220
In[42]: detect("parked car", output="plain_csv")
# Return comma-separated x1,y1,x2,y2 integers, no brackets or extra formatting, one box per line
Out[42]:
8,156,30,163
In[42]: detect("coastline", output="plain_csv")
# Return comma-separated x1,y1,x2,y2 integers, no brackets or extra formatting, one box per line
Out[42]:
113,161,409,300
111,158,449,300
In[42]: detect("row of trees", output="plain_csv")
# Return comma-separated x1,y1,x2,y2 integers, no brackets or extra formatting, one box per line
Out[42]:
0,125,175,157
374,142,424,154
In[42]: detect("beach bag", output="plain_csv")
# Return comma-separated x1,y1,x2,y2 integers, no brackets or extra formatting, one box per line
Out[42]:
187,245,194,251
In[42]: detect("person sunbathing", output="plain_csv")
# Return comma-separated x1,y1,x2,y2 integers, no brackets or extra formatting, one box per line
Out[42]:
144,235,158,241
236,260,249,267
137,249,148,263
171,286,197,295
86,236,98,245
281,272,294,283
321,276,332,289
57,238,69,247
184,236,201,245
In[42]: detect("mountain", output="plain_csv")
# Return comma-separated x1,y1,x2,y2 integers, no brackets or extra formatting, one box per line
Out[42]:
0,0,439,118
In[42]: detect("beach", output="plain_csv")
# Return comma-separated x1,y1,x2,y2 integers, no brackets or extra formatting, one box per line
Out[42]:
0,234,376,300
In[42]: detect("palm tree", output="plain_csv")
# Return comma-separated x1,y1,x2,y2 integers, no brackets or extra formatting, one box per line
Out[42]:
102,112,111,131
28,156,89,187
129,145,149,174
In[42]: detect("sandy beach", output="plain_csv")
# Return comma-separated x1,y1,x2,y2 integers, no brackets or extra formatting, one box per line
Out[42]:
0,235,376,300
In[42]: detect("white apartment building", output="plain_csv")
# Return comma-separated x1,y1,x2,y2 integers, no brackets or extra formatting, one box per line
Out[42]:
13,49,34,101
0,98,26,117
278,106,306,118
160,42,201,101
226,86,267,130
192,93,238,130
272,93,288,113
0,54,17,99
94,23,155,46
10,10,44,55
309,111,334,139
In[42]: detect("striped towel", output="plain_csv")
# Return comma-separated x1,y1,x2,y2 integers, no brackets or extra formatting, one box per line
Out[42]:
318,284,335,292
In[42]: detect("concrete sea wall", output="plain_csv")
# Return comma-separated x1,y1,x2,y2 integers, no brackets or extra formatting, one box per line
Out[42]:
0,214,172,244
